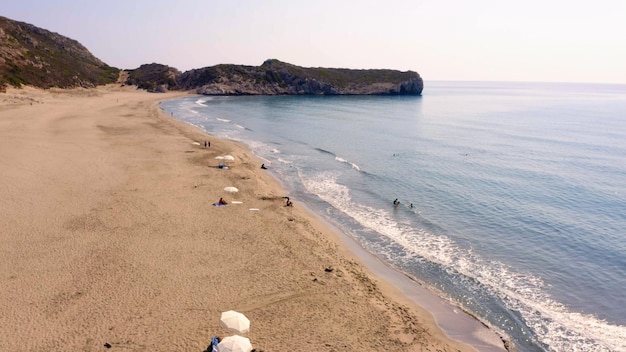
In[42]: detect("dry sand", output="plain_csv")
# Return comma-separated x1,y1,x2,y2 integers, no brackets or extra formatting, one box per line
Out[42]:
0,85,505,351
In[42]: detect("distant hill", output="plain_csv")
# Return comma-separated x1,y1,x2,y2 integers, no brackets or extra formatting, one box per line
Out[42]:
0,16,422,95
127,59,423,95
0,16,119,91
124,63,181,92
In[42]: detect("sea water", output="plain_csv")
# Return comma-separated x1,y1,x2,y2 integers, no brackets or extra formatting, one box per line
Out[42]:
161,82,626,352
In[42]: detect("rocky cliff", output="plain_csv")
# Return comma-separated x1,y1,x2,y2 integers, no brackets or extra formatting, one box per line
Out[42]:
0,16,119,91
173,59,423,95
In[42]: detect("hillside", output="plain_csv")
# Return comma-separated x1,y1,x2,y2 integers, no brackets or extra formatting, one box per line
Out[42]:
124,63,181,92
130,59,423,95
0,16,119,91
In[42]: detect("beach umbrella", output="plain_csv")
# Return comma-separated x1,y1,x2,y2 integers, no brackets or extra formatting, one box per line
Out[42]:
220,310,250,334
223,186,239,193
217,335,252,352
223,155,235,161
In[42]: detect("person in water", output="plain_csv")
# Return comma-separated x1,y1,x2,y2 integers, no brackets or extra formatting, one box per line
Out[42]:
393,198,399,206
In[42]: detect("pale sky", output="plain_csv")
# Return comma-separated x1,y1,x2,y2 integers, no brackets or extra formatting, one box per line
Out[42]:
2,0,625,84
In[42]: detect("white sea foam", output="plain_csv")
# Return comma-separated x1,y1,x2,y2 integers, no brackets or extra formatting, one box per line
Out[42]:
301,172,625,352
335,156,361,171
216,118,230,122
245,140,267,150
188,123,208,134
195,99,208,107
235,124,245,129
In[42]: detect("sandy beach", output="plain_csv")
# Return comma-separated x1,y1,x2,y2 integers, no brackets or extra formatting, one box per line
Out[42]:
0,85,504,351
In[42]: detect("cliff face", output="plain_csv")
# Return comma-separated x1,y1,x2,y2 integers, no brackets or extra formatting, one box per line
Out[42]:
175,59,423,95
0,16,119,90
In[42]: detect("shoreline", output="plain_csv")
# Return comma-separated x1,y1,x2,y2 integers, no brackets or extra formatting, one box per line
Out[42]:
260,176,509,352
161,93,509,351
1,85,505,351
324,216,509,352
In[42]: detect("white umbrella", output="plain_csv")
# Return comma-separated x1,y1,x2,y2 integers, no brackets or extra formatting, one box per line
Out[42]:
223,187,238,193
223,155,235,161
217,335,252,352
220,310,250,334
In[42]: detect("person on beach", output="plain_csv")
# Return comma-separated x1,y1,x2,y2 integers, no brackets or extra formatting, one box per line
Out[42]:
204,141,207,148
218,197,228,205
261,163,267,169
210,336,220,352
285,196,293,207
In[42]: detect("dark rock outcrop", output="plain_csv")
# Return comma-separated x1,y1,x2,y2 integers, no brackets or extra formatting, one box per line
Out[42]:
124,63,181,92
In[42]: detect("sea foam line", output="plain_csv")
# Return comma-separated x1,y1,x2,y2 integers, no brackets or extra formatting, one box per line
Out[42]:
195,98,208,107
335,156,361,171
301,171,625,352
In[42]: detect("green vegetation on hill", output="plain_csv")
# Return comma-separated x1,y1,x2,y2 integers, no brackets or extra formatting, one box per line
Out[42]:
0,16,119,91
259,59,417,87
124,63,181,92
174,59,423,95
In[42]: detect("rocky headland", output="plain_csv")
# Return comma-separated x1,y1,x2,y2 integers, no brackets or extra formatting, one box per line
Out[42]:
1,16,422,95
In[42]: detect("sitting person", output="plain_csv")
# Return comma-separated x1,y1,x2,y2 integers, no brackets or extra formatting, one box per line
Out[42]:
261,163,267,169
211,336,220,352
218,197,228,205
285,198,293,207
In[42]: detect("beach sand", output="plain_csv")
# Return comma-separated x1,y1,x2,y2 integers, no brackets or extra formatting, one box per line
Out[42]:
0,85,505,351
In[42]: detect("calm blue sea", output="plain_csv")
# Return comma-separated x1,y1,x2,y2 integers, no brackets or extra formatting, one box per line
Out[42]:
161,81,626,352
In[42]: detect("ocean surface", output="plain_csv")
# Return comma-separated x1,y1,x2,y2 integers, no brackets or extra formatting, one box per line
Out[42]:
160,81,626,352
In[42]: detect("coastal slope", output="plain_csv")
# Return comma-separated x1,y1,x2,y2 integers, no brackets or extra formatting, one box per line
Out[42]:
0,16,119,91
